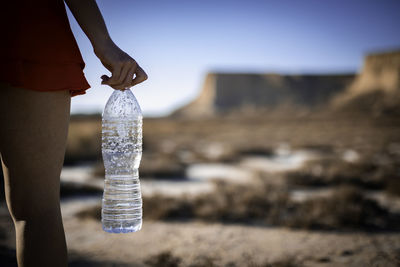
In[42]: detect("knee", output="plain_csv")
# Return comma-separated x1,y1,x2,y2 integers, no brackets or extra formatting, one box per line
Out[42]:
6,178,60,223
3,157,62,222
8,195,60,223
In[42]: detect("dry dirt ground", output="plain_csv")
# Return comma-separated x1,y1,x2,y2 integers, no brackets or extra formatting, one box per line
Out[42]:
2,205,398,267
1,113,400,266
65,218,400,267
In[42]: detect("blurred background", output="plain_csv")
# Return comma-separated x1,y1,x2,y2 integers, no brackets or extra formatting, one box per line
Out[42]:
1,0,400,266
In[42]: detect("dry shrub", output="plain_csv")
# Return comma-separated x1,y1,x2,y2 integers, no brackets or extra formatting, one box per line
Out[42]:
140,153,186,179
286,157,398,189
144,195,194,220
144,251,181,267
143,251,303,267
192,181,289,224
143,180,289,225
77,182,398,231
285,186,397,231
144,182,399,231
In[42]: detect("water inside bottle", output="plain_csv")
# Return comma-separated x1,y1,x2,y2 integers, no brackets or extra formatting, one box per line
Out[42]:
101,117,143,233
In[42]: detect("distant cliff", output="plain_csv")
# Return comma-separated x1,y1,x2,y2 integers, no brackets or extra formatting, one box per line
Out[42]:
173,49,400,117
173,73,354,117
343,50,400,95
333,50,400,115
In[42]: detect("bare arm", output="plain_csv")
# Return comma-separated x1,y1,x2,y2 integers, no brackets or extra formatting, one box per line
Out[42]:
64,0,147,89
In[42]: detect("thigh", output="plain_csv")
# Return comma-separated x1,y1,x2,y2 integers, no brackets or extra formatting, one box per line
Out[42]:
0,83,71,219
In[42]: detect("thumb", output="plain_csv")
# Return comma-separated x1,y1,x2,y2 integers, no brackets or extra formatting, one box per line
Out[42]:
101,75,110,84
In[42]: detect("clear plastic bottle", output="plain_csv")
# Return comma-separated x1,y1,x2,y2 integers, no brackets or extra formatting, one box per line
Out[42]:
101,89,143,233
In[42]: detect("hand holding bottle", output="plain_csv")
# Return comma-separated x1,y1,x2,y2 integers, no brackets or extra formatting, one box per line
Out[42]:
95,39,148,90
64,0,148,91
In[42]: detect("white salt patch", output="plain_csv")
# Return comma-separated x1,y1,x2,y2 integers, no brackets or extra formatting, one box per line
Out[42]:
240,150,316,173
186,163,253,182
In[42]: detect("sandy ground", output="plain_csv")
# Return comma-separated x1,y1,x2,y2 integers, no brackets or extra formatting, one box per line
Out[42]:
1,200,399,267
1,115,399,266
64,216,400,266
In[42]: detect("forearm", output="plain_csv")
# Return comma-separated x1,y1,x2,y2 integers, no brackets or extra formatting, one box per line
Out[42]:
64,0,113,51
65,0,148,89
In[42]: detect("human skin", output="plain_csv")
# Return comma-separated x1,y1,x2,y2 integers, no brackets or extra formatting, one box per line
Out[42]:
0,84,71,267
0,1,148,266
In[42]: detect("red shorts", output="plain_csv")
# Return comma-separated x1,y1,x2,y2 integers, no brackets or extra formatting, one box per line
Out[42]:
0,0,90,97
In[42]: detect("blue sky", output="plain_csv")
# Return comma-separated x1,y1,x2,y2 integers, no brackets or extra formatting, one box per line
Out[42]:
67,0,400,116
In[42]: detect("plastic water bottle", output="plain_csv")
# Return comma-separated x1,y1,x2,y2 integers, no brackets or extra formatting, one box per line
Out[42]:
101,89,143,233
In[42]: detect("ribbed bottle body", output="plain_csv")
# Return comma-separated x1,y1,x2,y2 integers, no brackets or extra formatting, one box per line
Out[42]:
101,117,143,233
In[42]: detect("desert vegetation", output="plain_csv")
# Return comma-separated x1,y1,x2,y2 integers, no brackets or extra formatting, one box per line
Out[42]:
1,113,399,266
56,107,400,266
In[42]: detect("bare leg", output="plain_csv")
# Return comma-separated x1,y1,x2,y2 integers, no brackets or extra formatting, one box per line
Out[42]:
0,83,70,267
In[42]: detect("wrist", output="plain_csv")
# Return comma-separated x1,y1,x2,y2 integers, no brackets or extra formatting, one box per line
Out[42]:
92,35,114,54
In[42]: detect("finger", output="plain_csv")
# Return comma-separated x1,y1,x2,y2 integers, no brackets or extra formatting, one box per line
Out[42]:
102,75,125,90
106,64,122,85
114,62,132,87
101,75,110,84
121,64,137,89
131,66,148,86
114,62,137,88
